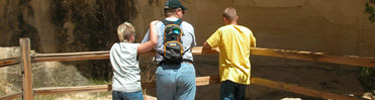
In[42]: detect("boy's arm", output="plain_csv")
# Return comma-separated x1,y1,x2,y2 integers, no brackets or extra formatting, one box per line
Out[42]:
250,33,256,47
203,29,222,52
138,20,159,53
203,42,220,52
203,42,212,49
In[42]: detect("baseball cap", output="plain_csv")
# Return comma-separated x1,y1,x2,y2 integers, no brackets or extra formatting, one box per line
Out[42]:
164,0,188,10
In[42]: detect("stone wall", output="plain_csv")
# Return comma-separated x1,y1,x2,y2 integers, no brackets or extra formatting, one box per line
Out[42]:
1,0,373,64
133,0,375,57
0,0,373,99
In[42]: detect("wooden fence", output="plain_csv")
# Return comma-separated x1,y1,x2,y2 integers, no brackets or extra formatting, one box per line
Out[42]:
0,38,374,100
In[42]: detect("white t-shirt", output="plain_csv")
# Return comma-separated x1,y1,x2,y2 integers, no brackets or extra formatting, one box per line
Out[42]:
110,42,141,92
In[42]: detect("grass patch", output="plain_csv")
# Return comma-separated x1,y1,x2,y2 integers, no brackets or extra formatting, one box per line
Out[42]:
0,87,5,96
88,78,110,85
34,94,64,100
92,91,111,98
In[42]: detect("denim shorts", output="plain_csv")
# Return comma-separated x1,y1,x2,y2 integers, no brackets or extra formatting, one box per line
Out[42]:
155,62,196,100
112,91,143,100
220,80,247,100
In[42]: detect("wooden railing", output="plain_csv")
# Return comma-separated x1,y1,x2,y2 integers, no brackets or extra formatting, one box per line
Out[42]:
0,38,374,100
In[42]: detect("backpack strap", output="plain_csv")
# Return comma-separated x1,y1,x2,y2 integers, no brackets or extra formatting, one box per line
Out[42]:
174,19,183,26
161,20,172,25
161,19,183,26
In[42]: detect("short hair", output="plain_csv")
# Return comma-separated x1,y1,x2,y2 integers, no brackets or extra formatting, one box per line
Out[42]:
165,9,177,17
164,8,181,17
117,22,135,42
223,7,237,22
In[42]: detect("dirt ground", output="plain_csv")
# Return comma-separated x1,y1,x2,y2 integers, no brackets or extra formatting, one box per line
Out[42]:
191,55,364,100
133,54,366,100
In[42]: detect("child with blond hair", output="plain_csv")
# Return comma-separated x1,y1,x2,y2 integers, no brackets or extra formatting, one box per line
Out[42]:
110,21,158,100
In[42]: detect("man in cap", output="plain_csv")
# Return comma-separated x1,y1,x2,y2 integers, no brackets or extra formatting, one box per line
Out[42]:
141,0,196,100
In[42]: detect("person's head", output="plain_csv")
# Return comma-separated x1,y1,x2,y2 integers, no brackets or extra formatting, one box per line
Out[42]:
164,0,187,19
222,7,238,25
117,22,136,43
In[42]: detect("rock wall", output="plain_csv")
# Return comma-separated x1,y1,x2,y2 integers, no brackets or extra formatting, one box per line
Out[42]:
1,0,373,63
0,0,137,53
132,0,374,99
0,0,374,99
0,0,141,88
133,0,375,57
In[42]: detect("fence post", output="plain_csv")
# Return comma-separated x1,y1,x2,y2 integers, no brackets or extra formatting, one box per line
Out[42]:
20,38,34,100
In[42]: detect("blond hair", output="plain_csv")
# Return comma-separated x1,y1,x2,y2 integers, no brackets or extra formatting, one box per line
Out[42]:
223,7,237,22
117,22,135,42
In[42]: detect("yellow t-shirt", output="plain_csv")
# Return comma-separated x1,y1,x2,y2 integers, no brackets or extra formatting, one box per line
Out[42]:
206,24,256,85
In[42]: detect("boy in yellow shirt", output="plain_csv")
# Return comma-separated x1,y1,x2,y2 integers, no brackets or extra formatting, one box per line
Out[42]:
203,7,256,100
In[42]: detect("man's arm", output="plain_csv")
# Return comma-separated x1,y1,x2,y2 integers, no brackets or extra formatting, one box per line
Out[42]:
138,20,159,53
190,31,197,52
141,30,150,43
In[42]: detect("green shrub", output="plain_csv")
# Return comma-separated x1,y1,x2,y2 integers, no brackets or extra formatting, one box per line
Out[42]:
359,67,375,95
365,0,375,23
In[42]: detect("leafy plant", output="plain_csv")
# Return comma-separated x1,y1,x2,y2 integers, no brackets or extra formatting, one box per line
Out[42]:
365,0,375,23
359,67,375,95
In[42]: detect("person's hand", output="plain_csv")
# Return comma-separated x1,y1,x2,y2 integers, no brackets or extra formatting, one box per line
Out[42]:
213,47,220,53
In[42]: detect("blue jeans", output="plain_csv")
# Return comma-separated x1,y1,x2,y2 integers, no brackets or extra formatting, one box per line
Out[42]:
112,91,144,100
156,62,196,100
220,80,247,100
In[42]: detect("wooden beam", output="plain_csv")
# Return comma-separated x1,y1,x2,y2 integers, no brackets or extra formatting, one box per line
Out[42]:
140,75,221,88
0,75,220,98
2,75,219,96
0,75,365,100
251,48,375,67
195,75,220,86
192,47,219,55
32,51,109,62
0,57,19,68
1,47,373,67
0,92,22,100
20,38,34,100
251,77,365,100
34,85,111,95
29,47,218,62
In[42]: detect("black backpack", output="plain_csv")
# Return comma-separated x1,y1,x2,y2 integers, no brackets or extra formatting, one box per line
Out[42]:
159,19,185,63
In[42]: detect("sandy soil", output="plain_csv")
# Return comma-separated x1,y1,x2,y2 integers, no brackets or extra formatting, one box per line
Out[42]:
190,55,364,100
